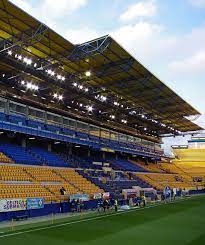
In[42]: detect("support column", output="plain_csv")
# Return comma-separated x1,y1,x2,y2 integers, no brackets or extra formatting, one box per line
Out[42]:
48,143,51,152
68,144,72,155
22,138,26,148
102,152,106,160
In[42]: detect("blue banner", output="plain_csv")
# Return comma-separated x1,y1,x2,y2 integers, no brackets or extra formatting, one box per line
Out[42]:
27,198,44,210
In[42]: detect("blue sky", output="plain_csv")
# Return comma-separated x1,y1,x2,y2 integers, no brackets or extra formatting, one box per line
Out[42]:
10,0,205,133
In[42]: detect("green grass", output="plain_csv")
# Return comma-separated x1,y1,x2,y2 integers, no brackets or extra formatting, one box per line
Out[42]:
1,195,205,245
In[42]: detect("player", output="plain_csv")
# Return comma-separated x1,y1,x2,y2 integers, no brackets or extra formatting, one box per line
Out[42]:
97,198,103,212
114,199,118,212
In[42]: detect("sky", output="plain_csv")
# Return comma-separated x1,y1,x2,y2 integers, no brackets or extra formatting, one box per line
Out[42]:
10,0,205,153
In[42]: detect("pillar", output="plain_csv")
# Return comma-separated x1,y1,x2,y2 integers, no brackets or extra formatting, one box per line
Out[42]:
22,138,26,148
48,143,51,152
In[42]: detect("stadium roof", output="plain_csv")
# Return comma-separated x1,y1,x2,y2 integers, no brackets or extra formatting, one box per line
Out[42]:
0,0,202,140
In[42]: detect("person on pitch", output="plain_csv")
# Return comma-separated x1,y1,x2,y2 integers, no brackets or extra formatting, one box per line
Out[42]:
114,199,118,212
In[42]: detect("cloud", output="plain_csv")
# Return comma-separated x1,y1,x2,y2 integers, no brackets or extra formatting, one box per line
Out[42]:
111,21,165,63
63,21,166,62
10,0,89,29
65,27,100,44
168,50,205,74
113,21,205,67
10,0,32,13
194,114,205,129
120,0,157,22
38,0,88,20
189,0,205,8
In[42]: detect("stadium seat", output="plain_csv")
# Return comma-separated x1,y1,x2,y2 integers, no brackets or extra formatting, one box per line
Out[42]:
55,168,103,195
136,173,197,190
28,147,69,167
0,152,13,163
131,160,164,173
0,143,42,165
0,163,104,202
109,159,147,172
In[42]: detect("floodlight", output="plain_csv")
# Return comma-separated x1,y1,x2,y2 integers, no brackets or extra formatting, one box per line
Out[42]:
85,70,91,77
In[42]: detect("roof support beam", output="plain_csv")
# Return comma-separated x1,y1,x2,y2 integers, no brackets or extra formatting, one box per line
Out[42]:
0,23,48,53
69,35,112,62
95,58,134,77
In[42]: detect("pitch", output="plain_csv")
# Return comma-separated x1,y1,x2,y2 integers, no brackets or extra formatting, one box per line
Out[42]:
0,195,205,245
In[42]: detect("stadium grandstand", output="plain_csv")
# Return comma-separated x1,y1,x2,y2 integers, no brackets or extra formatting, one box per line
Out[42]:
0,1,205,244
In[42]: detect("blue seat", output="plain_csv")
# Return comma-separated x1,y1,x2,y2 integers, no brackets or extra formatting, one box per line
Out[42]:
29,147,69,167
27,120,45,129
0,143,42,165
62,128,75,136
0,112,7,121
109,158,148,172
76,131,88,139
46,124,60,132
9,115,26,125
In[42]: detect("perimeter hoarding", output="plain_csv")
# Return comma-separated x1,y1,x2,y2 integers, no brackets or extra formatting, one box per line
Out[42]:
27,198,44,210
0,198,27,212
93,193,102,199
70,194,89,201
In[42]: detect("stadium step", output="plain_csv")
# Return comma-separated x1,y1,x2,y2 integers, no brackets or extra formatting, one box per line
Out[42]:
52,169,82,193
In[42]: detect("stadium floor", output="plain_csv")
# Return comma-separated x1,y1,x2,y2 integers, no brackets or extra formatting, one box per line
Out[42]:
0,195,205,245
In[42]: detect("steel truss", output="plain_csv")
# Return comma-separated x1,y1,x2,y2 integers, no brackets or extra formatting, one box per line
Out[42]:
0,24,48,53
69,35,112,62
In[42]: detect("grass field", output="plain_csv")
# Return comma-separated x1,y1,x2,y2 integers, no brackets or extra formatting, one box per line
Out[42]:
1,195,205,245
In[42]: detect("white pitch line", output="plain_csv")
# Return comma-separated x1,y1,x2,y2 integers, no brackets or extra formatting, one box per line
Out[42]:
0,204,161,239
0,197,197,239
